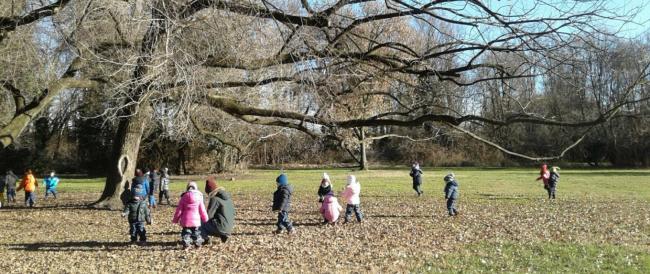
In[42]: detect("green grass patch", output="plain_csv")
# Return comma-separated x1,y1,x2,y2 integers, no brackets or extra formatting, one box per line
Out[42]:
420,241,650,273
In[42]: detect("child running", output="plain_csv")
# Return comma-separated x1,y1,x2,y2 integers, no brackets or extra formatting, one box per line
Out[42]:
443,173,459,216
536,164,550,192
272,173,295,234
44,171,60,199
122,187,152,245
341,175,363,223
409,162,424,196
173,181,208,249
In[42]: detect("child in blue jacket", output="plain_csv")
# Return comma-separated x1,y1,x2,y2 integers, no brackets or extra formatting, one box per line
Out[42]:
443,173,459,216
44,171,60,199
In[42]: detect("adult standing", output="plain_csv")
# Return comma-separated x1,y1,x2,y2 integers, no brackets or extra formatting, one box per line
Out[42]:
200,177,235,244
409,162,424,197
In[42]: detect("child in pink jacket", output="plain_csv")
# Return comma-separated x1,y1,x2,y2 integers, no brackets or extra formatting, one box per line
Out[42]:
341,175,363,223
320,191,343,225
173,181,208,249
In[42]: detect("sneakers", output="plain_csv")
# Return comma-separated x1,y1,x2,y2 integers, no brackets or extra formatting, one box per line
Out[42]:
287,228,296,234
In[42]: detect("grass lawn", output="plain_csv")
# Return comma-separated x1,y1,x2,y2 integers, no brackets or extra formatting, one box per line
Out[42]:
1,168,648,273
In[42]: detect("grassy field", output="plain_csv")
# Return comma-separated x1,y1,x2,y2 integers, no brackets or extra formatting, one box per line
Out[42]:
1,168,649,273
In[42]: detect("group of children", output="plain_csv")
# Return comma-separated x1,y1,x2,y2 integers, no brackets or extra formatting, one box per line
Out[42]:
0,169,60,208
536,164,561,199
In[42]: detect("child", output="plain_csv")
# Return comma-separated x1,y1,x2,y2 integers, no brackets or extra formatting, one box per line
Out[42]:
547,167,560,199
173,181,208,249
272,173,295,234
320,191,343,225
443,173,459,216
536,164,550,190
159,168,171,205
122,189,152,244
317,173,332,203
44,171,60,199
148,168,159,208
131,169,150,198
341,175,363,223
5,170,18,203
16,169,38,207
409,163,424,196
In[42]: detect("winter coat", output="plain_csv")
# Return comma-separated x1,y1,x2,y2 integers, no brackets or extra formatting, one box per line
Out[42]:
17,174,37,192
5,172,17,191
317,183,331,202
149,171,160,193
548,172,560,188
410,167,423,185
131,176,150,197
320,194,343,223
272,184,293,212
123,198,151,223
536,166,550,187
206,188,236,236
160,177,170,191
444,180,459,200
44,176,59,190
342,182,361,205
173,190,208,228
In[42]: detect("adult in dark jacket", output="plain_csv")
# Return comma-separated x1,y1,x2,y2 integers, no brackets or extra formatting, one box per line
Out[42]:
5,170,18,203
201,178,236,244
272,173,294,234
547,167,560,199
443,173,459,216
409,163,424,196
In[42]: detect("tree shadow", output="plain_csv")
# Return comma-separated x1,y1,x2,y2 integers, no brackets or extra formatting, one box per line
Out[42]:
0,204,111,211
4,241,178,252
476,194,533,200
368,214,431,219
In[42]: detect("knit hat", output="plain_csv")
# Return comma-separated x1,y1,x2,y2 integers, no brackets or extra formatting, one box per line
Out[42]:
135,169,143,177
187,181,198,191
347,175,357,185
322,173,330,182
205,177,218,193
552,166,560,173
444,173,455,182
276,174,288,186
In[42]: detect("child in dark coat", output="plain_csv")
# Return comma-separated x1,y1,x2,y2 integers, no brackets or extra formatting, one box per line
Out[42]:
272,173,295,234
5,170,18,203
122,189,152,244
443,173,459,216
410,163,424,196
317,173,332,203
547,167,560,199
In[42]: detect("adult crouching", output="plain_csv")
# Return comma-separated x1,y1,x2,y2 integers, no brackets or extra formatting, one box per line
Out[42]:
201,177,235,244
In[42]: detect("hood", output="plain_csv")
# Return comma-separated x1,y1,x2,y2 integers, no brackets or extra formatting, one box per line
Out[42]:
320,178,331,188
185,190,203,204
187,181,198,191
214,188,231,200
279,184,293,193
347,175,358,186
444,173,455,183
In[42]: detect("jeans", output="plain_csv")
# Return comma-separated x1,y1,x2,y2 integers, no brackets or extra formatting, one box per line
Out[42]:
547,185,556,199
344,204,363,222
7,189,16,202
148,195,156,207
159,190,170,204
129,221,147,242
181,227,203,247
45,188,57,198
446,198,457,216
25,191,35,207
276,211,293,231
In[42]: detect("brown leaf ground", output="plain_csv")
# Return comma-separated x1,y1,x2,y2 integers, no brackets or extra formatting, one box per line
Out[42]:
1,169,649,273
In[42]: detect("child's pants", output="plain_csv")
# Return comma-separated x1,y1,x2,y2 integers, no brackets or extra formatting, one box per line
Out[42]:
181,227,203,246
547,186,556,199
148,195,156,207
446,198,457,216
7,189,16,202
413,182,422,195
276,211,293,231
129,221,147,242
24,191,35,207
159,190,170,204
45,188,57,198
344,204,363,222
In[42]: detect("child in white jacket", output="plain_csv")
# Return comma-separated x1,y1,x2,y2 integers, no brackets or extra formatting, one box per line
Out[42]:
341,175,363,223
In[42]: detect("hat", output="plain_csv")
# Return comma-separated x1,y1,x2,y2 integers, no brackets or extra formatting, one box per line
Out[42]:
444,173,455,182
187,181,198,191
322,173,330,181
135,169,143,177
347,175,357,185
205,177,218,193
552,166,560,173
276,174,288,186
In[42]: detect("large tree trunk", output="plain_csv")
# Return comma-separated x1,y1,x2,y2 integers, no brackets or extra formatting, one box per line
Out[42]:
359,127,368,170
92,105,151,209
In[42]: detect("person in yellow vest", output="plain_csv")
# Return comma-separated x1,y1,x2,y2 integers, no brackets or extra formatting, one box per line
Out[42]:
16,169,38,207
